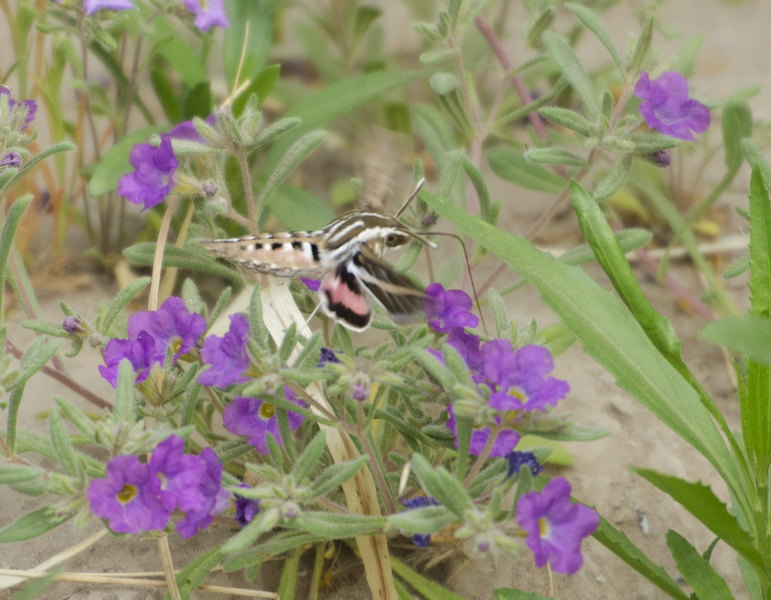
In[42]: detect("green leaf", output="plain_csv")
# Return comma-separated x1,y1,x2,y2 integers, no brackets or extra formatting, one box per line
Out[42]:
49,407,79,478
410,103,457,172
292,430,327,484
723,253,750,278
276,547,301,600
98,276,151,335
422,192,745,522
489,148,566,194
0,194,33,320
172,546,224,600
88,126,168,197
123,243,243,285
525,148,589,168
223,531,326,572
742,138,771,190
666,530,733,600
150,16,206,87
625,132,679,153
633,467,763,572
0,142,77,198
55,397,96,437
700,316,771,363
0,505,73,542
233,64,281,117
113,359,136,424
150,66,181,123
558,228,652,266
388,506,457,534
593,154,632,201
222,506,281,553
413,348,455,389
566,3,624,74
0,464,45,485
629,15,654,75
8,338,63,392
182,81,212,121
390,555,468,600
411,454,472,516
524,7,556,48
538,106,596,137
592,515,690,600
287,512,386,538
308,455,368,498
542,31,599,121
723,101,753,172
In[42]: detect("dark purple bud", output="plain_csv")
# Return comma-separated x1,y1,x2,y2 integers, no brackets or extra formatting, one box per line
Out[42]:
422,213,438,228
63,316,84,335
1,152,21,169
477,538,490,552
505,450,543,480
234,485,260,527
317,348,341,367
646,150,672,168
351,379,369,402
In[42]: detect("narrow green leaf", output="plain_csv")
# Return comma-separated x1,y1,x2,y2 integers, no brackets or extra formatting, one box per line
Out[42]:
723,101,753,172
411,454,471,516
411,103,457,173
150,66,181,123
98,276,151,335
150,16,206,87
276,547,301,600
88,126,167,197
723,253,750,278
494,589,551,600
0,464,45,485
526,148,589,168
633,467,763,572
182,81,212,121
488,287,509,338
49,407,79,478
8,338,63,391
489,148,566,194
629,15,654,75
542,31,599,121
18,321,70,337
559,228,652,266
170,546,224,600
700,316,771,363
308,455,368,498
666,530,733,600
0,194,33,321
124,243,243,285
266,184,334,232
0,142,76,198
55,397,96,437
223,532,325,572
566,3,624,74
0,505,73,542
593,154,632,201
256,130,327,210
233,64,281,117
462,156,491,221
625,131,679,153
113,359,136,424
221,507,281,553
287,512,386,538
525,7,556,48
390,555,468,600
292,430,327,483
413,348,455,389
224,0,275,87
538,106,595,137
742,138,771,190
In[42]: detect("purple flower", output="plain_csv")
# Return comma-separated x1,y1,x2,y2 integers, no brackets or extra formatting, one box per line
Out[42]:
148,436,207,512
515,477,599,575
234,485,261,527
167,114,216,143
400,496,440,547
175,448,229,538
483,343,569,412
424,283,479,333
0,87,36,126
117,135,178,210
183,0,229,32
83,0,134,14
99,331,157,388
428,328,484,381
87,455,170,534
301,278,321,292
505,451,543,479
128,297,206,364
646,150,672,168
446,404,519,457
63,316,84,335
351,378,369,402
317,347,340,367
223,389,305,455
1,152,21,169
199,313,250,387
634,72,710,141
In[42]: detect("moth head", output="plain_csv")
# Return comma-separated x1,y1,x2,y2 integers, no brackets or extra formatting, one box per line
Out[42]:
385,231,410,248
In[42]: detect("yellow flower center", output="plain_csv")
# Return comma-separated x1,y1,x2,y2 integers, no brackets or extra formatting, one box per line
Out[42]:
259,402,276,420
538,517,551,539
170,337,183,355
200,0,208,10
157,472,167,490
117,483,138,504
508,387,525,403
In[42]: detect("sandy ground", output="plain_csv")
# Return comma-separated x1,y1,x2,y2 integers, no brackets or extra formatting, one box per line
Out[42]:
2,0,770,598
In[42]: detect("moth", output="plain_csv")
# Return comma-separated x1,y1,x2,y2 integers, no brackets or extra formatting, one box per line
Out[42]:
200,179,433,332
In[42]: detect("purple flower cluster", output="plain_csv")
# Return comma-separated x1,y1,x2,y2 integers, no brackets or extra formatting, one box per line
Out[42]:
634,72,710,141
87,435,228,537
423,285,569,453
199,313,251,387
100,297,205,388
223,387,305,455
515,478,599,575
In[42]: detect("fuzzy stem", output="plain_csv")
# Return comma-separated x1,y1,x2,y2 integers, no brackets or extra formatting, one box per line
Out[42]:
237,151,258,232
463,426,501,488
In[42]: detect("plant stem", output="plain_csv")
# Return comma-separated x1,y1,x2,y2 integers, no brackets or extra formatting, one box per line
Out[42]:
148,195,179,311
463,426,500,488
157,534,182,600
237,151,258,232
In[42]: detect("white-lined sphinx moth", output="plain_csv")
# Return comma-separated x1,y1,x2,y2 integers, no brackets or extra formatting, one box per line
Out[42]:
200,180,430,331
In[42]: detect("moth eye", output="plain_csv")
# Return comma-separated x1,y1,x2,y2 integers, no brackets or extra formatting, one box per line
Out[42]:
386,234,402,246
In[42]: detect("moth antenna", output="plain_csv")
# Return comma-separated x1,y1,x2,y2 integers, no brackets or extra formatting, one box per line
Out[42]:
425,231,488,336
394,178,426,220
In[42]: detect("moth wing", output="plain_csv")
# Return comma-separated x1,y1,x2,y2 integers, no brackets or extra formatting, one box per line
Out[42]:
319,259,374,332
349,249,425,325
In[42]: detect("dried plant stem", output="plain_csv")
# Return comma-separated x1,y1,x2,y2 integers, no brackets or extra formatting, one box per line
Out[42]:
357,401,397,514
259,276,397,600
157,534,182,600
159,200,196,303
0,569,278,597
148,194,179,311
